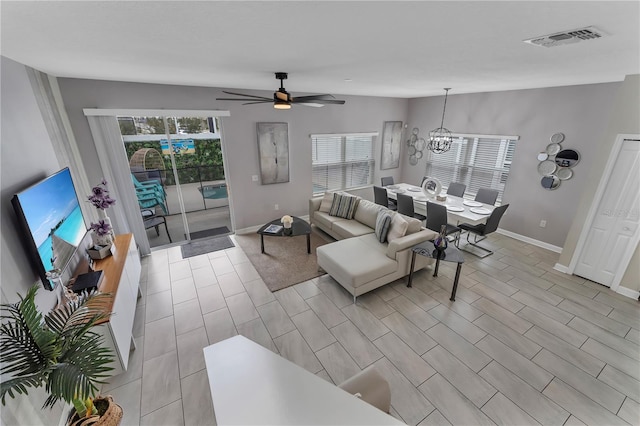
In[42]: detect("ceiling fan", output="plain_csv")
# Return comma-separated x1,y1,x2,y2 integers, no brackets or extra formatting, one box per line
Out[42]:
216,72,346,109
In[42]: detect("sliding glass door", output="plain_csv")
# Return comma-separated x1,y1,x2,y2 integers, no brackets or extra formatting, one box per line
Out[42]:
119,115,231,248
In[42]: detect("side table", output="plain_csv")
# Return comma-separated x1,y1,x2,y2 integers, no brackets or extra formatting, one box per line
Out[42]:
407,240,464,301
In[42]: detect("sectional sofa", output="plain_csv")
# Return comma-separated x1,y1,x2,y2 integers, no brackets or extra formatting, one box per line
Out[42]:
309,193,438,301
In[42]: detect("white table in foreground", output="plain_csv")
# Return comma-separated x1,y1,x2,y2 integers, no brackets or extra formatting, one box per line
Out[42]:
386,183,495,225
204,335,404,425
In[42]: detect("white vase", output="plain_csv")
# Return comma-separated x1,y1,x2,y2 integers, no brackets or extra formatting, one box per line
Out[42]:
97,209,115,239
91,231,113,247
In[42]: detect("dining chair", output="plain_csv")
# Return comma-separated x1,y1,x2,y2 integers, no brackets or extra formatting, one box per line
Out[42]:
458,204,509,257
475,188,499,205
446,182,466,198
426,201,461,244
373,186,397,211
381,176,394,187
397,193,426,221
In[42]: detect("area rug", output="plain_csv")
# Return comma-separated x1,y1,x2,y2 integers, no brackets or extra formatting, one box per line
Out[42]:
190,226,230,240
181,235,235,258
234,230,330,292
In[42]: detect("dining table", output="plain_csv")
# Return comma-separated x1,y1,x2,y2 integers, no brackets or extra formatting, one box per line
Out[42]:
384,182,495,226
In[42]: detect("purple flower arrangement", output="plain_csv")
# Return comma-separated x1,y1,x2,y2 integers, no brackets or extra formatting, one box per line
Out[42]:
89,220,112,237
87,179,116,210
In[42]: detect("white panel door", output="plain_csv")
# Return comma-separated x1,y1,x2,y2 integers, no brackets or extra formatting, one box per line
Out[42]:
575,140,640,286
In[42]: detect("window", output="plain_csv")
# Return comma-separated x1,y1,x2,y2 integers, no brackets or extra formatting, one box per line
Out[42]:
312,132,377,194
424,133,519,203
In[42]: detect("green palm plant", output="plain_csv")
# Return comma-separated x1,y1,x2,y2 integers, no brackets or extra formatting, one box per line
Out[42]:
0,285,114,414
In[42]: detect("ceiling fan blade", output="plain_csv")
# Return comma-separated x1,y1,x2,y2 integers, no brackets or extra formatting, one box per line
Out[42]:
275,91,290,101
299,103,325,108
241,101,273,105
293,98,345,105
218,91,272,101
292,94,336,102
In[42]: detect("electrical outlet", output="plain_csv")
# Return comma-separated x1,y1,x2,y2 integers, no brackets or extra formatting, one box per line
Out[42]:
251,175,259,182
274,204,279,210
539,220,547,228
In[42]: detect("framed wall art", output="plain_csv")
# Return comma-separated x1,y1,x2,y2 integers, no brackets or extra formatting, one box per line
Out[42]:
257,122,289,184
381,121,402,170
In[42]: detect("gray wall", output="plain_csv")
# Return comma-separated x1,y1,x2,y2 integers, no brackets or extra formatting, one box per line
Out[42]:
402,83,619,248
0,56,65,425
557,75,640,291
56,78,408,230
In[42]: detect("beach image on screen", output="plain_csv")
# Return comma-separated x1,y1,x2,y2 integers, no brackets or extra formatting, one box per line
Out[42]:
17,169,86,274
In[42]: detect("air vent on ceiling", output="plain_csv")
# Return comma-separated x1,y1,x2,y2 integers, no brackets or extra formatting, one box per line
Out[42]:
524,26,605,48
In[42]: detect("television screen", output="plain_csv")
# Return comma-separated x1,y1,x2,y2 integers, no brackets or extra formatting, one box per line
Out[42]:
12,168,87,290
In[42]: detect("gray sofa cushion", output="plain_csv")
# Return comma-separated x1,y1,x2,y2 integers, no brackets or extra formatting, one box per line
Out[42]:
313,211,344,230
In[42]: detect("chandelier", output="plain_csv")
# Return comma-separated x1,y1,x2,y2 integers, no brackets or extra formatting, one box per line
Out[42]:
428,88,453,154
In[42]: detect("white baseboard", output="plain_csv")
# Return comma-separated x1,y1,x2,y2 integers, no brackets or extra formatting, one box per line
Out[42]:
496,228,563,253
615,286,640,300
553,263,570,274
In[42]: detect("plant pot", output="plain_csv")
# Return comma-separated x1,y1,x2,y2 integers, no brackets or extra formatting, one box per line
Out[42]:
67,396,123,426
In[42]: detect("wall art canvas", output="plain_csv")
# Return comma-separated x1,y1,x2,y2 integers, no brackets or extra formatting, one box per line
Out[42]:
381,121,402,170
257,122,289,184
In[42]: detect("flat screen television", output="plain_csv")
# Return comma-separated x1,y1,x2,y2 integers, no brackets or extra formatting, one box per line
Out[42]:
12,168,87,290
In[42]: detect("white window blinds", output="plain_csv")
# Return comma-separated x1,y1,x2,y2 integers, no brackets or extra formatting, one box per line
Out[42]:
312,132,377,194
424,134,519,203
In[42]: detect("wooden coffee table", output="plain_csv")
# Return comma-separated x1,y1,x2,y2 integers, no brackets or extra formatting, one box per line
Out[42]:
257,216,311,254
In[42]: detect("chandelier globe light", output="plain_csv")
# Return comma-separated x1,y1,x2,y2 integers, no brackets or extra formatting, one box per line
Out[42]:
428,88,453,154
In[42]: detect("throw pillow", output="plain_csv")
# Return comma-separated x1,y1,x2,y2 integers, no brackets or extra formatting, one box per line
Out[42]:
319,192,334,213
403,215,423,234
374,210,393,243
387,213,409,242
329,192,360,219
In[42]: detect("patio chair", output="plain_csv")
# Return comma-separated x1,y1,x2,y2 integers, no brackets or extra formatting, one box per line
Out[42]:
132,174,165,199
475,188,499,205
458,204,509,257
373,186,397,211
426,201,461,244
397,193,426,221
137,192,168,215
141,208,172,243
446,182,466,198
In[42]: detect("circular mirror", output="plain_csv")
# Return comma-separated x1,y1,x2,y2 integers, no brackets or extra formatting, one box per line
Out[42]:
412,128,419,135
550,132,565,144
410,134,417,143
555,149,580,167
408,146,416,155
538,160,557,176
557,168,573,180
421,176,442,197
537,152,549,161
415,151,423,159
415,138,426,151
546,143,561,155
409,155,418,166
541,175,561,190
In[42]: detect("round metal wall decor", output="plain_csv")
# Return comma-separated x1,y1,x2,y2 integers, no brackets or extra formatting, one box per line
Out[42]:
538,132,578,190
406,128,426,166
550,132,565,144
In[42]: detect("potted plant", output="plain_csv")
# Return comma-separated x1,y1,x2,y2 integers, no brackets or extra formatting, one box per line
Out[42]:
0,285,122,425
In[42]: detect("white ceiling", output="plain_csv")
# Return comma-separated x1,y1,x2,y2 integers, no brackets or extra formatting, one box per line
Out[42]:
2,1,639,98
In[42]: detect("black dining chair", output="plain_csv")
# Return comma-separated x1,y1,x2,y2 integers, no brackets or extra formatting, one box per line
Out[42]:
446,182,466,198
397,193,426,221
458,204,509,257
381,176,394,187
475,188,499,205
373,186,397,211
426,201,461,244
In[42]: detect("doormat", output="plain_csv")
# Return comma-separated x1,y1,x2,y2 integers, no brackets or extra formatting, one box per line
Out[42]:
181,236,235,258
190,226,230,240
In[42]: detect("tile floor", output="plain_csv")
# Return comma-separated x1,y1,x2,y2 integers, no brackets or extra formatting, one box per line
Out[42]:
101,233,640,425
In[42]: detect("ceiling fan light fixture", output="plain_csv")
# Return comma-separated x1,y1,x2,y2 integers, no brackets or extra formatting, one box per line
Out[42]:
274,99,291,110
428,88,454,154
